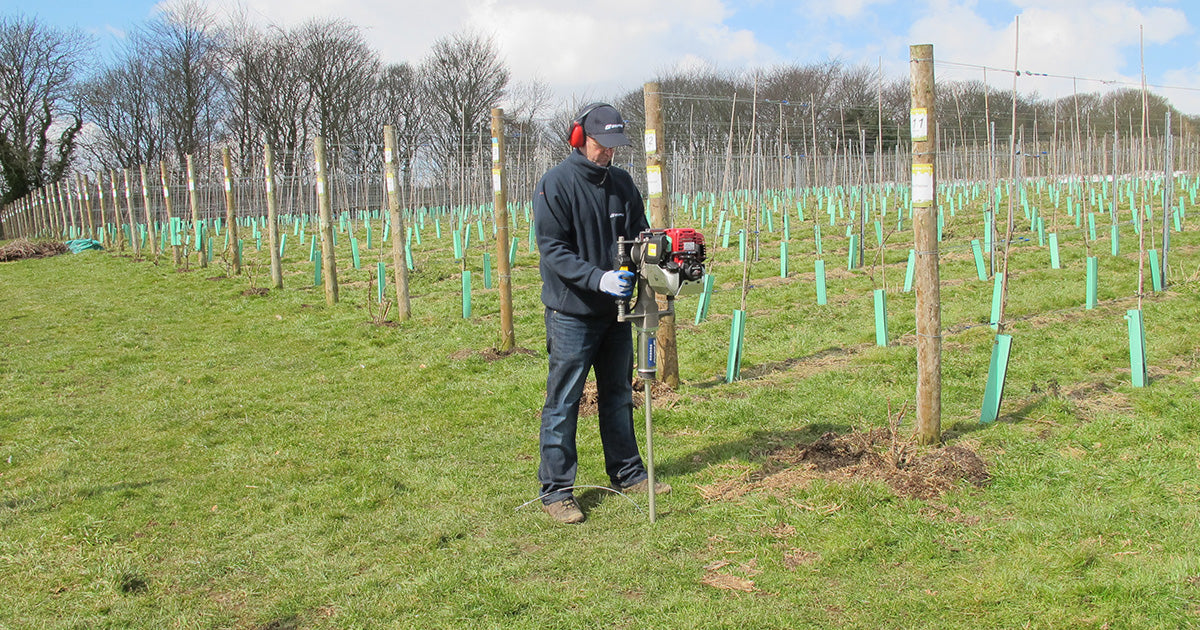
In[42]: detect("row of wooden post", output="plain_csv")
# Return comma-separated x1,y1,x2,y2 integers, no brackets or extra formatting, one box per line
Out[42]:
0,71,943,441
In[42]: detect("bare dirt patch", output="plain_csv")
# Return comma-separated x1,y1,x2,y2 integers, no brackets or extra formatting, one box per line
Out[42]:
700,427,989,501
241,287,269,296
449,347,537,362
701,559,760,592
572,378,681,416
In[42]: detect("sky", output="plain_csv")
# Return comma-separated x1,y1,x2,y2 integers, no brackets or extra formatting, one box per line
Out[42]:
7,0,1200,115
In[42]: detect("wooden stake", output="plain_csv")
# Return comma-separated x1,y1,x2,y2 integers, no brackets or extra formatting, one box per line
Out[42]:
384,125,411,320
314,137,338,305
186,155,205,268
139,164,158,260
124,169,140,259
222,148,241,276
644,82,680,387
263,143,283,289
160,161,181,267
910,43,941,445
489,110,514,347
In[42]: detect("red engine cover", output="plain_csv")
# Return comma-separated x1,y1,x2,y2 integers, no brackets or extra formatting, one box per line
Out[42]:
660,228,705,261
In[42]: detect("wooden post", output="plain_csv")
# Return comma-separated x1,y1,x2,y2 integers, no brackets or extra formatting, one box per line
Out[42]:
383,125,411,320
263,143,283,288
139,164,159,260
222,148,241,275
160,161,181,267
109,169,123,251
491,109,515,350
644,81,680,387
63,179,77,236
42,187,54,237
95,174,107,243
186,155,205,268
78,173,95,238
1160,111,1172,289
314,136,338,305
124,169,140,259
910,44,942,445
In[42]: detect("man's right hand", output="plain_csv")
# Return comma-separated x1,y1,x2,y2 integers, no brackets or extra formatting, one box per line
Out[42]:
600,270,635,298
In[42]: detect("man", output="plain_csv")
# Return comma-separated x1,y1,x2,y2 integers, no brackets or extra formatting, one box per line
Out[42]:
533,102,670,524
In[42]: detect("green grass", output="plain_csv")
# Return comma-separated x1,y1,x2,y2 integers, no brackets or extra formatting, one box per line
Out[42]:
3,190,1200,628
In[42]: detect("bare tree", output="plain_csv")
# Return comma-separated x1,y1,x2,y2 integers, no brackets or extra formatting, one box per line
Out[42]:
296,18,380,146
371,62,426,193
0,15,89,205
421,30,509,182
141,0,226,167
79,53,165,170
226,25,312,180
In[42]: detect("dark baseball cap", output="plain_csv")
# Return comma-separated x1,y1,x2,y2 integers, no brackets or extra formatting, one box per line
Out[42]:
582,104,631,148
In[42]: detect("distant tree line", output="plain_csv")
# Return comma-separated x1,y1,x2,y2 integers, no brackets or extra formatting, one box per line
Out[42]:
2,2,1197,205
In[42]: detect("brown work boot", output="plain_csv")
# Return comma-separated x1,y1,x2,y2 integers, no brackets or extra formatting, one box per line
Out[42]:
542,496,585,524
619,478,672,495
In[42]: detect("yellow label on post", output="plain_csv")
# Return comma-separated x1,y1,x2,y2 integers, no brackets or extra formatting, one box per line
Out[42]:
646,164,663,198
491,137,500,163
384,147,393,164
492,168,502,195
644,129,657,155
910,108,928,142
912,163,934,205
386,172,395,193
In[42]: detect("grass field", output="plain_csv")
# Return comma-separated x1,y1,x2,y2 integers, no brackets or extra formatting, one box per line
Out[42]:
2,185,1200,629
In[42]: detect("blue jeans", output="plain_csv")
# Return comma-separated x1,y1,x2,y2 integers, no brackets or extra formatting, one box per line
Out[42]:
539,308,646,504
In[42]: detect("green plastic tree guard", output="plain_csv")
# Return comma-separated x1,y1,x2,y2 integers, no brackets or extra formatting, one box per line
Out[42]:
1126,309,1147,387
980,334,1013,424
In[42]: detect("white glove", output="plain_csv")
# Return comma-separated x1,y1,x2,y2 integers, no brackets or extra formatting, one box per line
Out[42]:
599,270,635,298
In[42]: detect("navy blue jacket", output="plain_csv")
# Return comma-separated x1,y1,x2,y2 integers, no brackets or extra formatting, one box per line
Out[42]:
534,149,649,318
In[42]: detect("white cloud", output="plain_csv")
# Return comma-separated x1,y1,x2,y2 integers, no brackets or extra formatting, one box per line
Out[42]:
1162,64,1200,115
907,0,1195,112
207,0,775,109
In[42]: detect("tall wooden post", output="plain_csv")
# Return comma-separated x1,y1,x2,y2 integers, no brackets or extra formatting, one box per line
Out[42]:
185,155,205,268
644,81,680,387
44,187,56,237
109,169,123,250
124,169,140,259
383,126,411,320
263,142,283,288
63,179,77,236
314,136,338,305
161,161,181,267
78,173,95,238
1160,111,1172,289
95,174,107,243
140,164,159,260
491,109,515,350
222,148,241,275
910,44,942,445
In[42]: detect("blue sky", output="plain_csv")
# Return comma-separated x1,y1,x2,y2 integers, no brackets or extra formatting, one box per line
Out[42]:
7,0,1200,114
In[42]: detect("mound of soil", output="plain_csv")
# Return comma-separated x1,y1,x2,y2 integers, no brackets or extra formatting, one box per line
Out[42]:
0,239,68,262
701,428,989,501
448,347,537,362
573,378,681,417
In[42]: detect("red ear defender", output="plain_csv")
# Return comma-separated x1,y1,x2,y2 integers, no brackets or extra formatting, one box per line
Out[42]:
568,121,586,148
567,102,607,149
